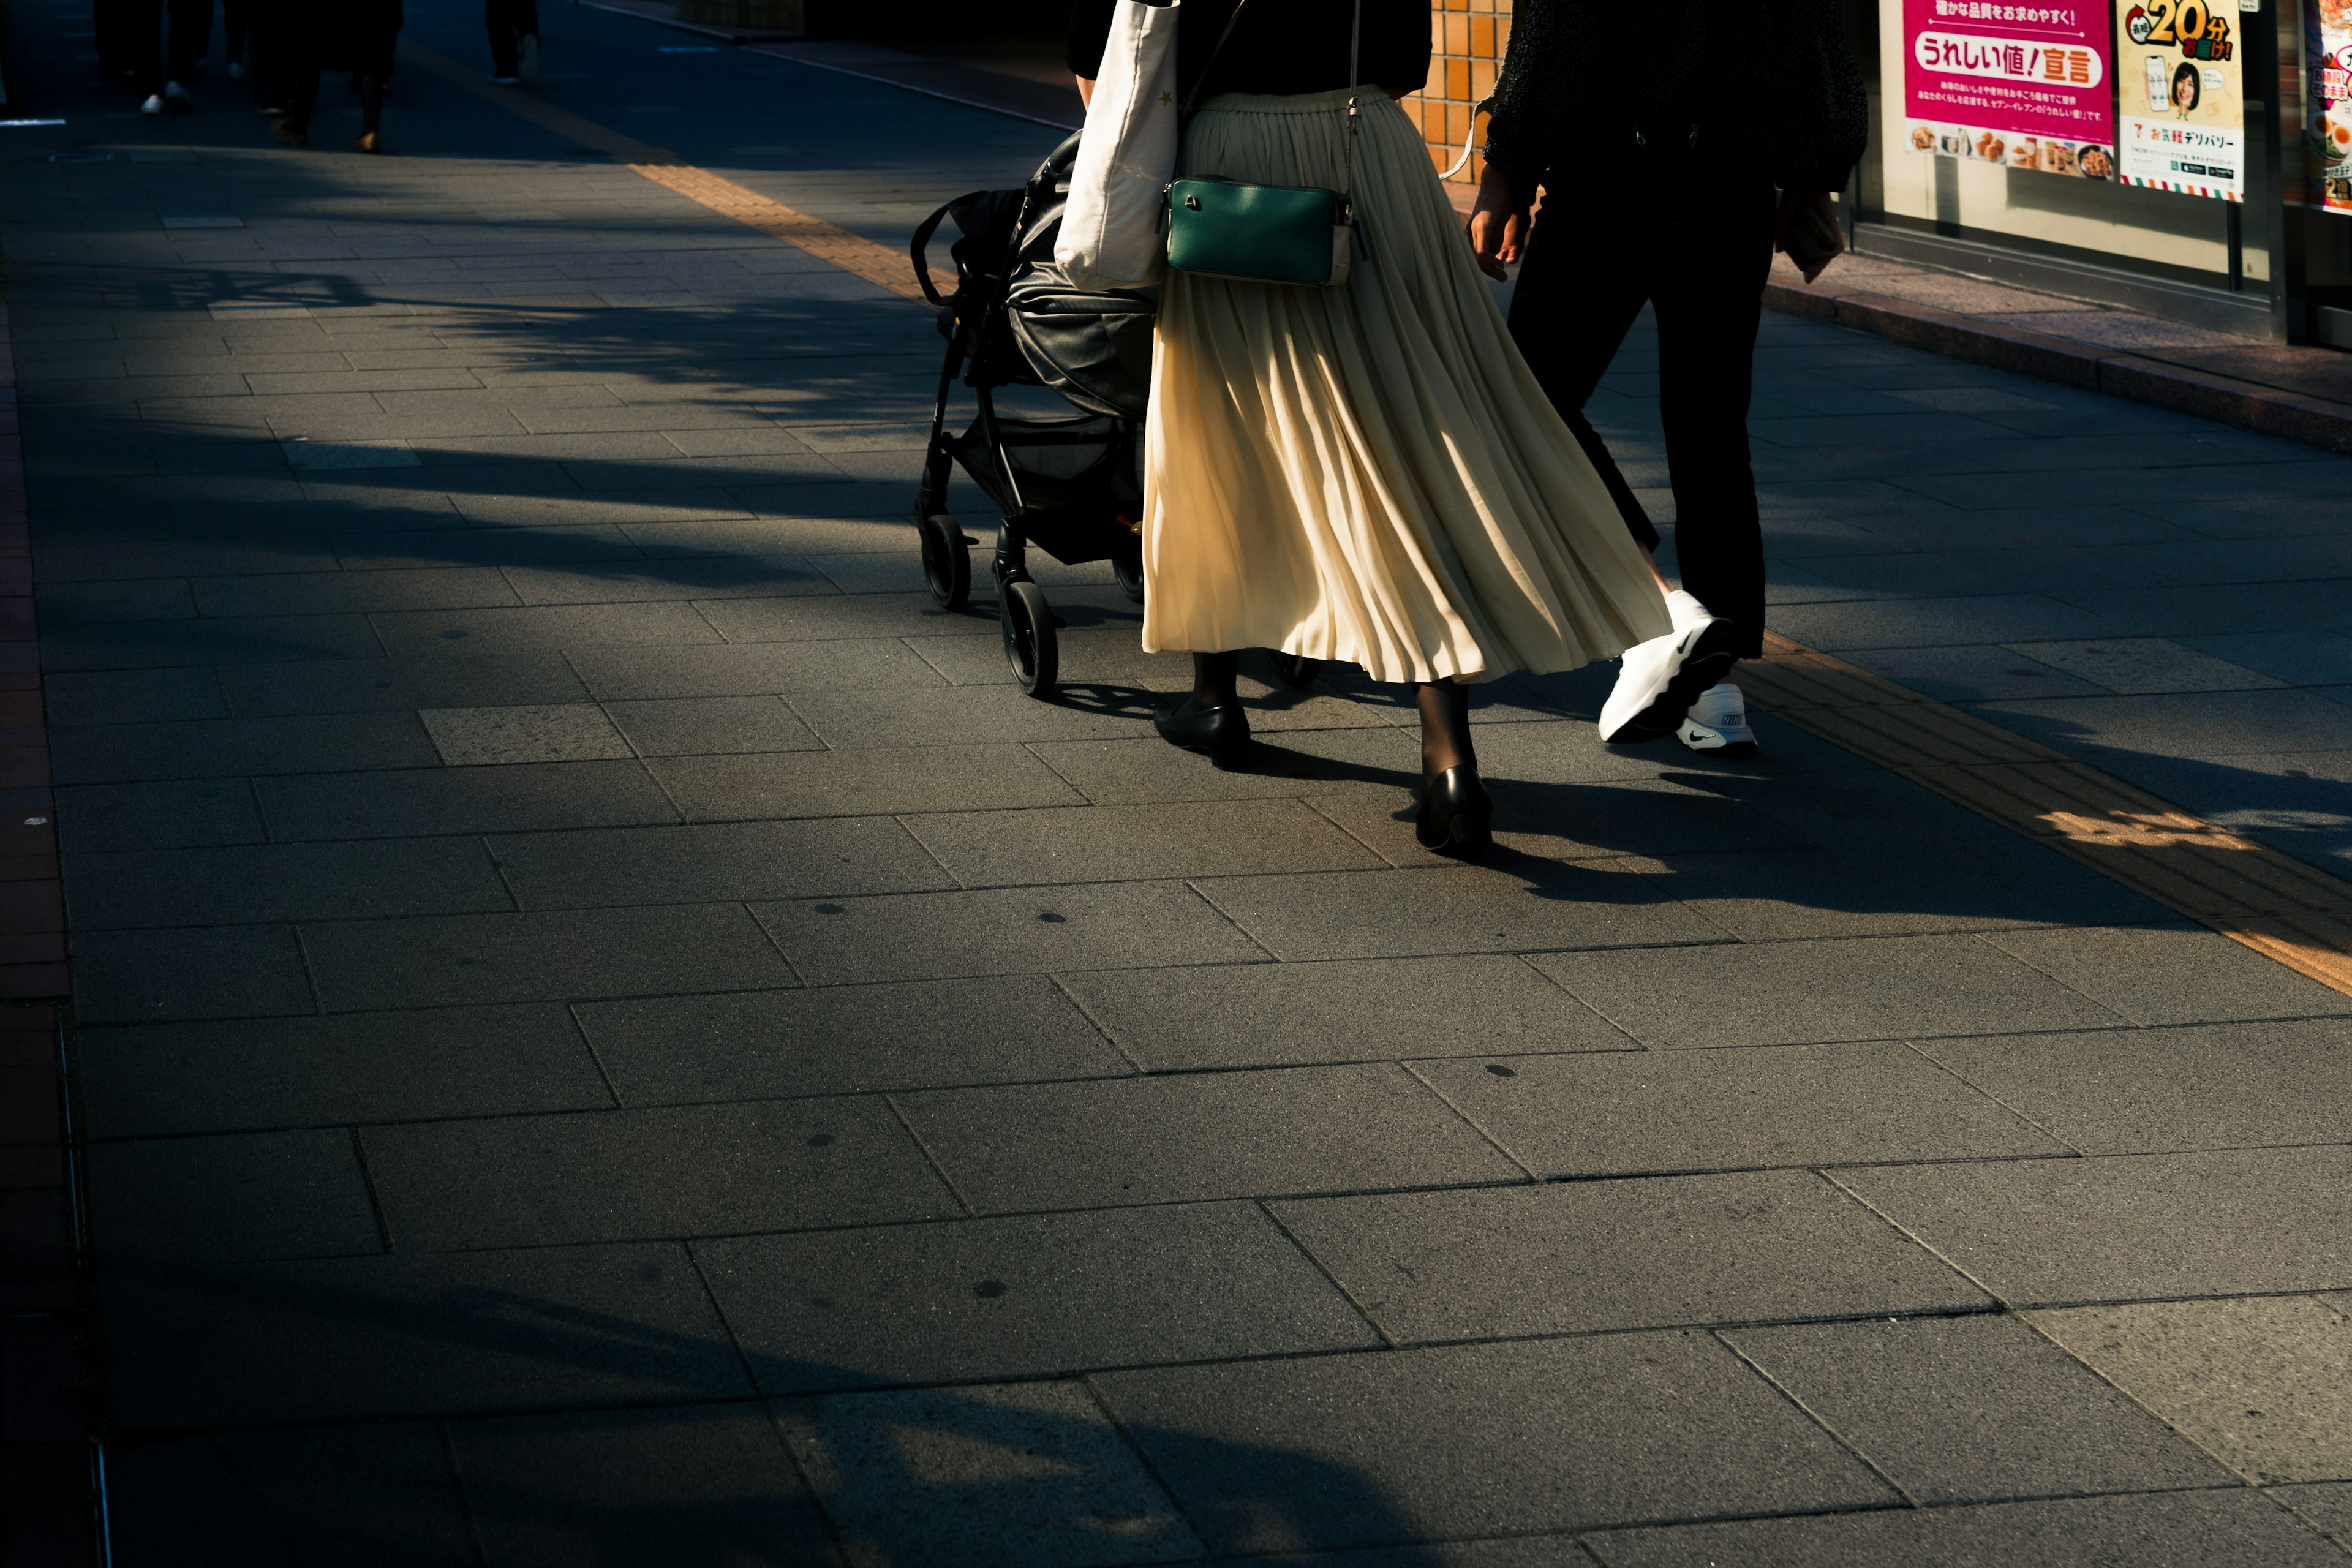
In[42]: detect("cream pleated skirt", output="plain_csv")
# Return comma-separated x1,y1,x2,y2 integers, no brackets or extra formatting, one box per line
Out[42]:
1143,88,1671,684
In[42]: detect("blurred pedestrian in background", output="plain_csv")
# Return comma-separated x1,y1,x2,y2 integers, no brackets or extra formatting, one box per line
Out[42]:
271,0,401,152
222,0,251,79
127,0,213,113
1469,0,1866,758
486,0,540,85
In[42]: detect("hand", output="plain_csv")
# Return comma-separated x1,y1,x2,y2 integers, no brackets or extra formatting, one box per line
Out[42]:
1774,189,1844,284
1466,164,1531,282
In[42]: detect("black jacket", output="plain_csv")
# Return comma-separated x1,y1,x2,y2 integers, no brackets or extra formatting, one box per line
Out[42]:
1482,0,1866,194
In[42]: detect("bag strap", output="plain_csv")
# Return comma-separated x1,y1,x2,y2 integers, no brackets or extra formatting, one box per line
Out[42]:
1343,0,1362,209
1181,0,1253,117
909,198,956,305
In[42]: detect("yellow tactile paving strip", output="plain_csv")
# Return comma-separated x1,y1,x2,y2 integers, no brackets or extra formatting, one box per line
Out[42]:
395,41,948,302
1745,631,2352,997
399,39,2352,998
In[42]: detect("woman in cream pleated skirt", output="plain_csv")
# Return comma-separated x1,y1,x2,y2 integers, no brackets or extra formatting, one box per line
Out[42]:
1145,86,1679,855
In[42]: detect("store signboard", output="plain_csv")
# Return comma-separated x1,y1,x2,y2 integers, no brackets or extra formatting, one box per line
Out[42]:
2114,2,2244,199
2314,0,2352,212
1902,0,2116,179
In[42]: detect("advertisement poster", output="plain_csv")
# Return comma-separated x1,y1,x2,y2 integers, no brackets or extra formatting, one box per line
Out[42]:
1902,0,2116,179
2314,0,2352,212
2115,1,2244,199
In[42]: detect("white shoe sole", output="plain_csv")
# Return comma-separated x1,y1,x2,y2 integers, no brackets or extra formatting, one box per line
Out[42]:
1600,618,1741,744
1676,716,1757,756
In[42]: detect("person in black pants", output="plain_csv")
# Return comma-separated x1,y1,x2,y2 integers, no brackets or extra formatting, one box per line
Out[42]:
1469,1,1866,756
485,0,538,84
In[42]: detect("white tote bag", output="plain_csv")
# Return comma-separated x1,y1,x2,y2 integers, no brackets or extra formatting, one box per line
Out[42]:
1057,0,1181,292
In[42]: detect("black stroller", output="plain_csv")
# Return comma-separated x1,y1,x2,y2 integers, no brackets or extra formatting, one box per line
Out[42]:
911,134,1319,698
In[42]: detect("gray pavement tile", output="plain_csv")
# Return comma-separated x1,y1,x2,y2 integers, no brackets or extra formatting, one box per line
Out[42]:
603,694,822,755
56,777,266,851
302,903,797,1011
421,701,634,765
217,652,594,715
652,743,1083,823
79,1006,612,1137
2182,630,2352,687
1062,954,1635,1071
1724,1314,2236,1504
2280,1482,2352,1551
575,975,1128,1103
372,601,724,655
1838,644,2111,703
451,1405,834,1568
51,711,442,784
1919,1020,2352,1152
1095,1332,1894,1554
42,666,230,728
1643,837,2171,939
1272,1170,1987,1343
85,1128,382,1265
500,557,835,605
902,799,1384,889
1996,635,2285,696
36,576,197,624
72,923,315,1023
1581,1490,2337,1567
361,1098,957,1251
1766,594,2120,651
255,759,679,840
2059,579,2352,639
1794,545,2177,598
39,612,385,670
1415,1041,2066,1177
1968,688,2352,761
100,1242,753,1428
1984,925,2352,1027
786,685,1150,749
491,816,951,910
895,1064,1526,1213
700,1203,1379,1393
1536,932,2124,1047
334,526,644,572
755,881,1265,986
699,592,1010,644
104,1422,476,1568
1835,1145,2352,1305
1024,728,1426,807
190,566,522,619
2026,1295,2352,1485
775,1379,1199,1567
64,837,512,928
564,638,946,698
1196,863,1731,962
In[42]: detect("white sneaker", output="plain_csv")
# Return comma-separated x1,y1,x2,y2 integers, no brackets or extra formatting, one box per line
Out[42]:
140,92,167,115
517,32,540,85
164,79,193,107
1599,591,1742,744
1677,682,1757,756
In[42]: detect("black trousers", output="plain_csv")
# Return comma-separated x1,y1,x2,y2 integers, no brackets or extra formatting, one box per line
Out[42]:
1508,173,1776,661
123,0,213,90
485,0,538,75
223,0,249,60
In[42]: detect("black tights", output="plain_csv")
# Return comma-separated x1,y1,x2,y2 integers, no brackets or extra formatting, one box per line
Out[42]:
1181,652,1476,786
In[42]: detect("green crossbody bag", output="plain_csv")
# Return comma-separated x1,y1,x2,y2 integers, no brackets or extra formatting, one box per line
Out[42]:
1162,0,1362,288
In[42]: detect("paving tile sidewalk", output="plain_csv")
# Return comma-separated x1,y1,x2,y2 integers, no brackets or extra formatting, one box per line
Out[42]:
4,0,2352,1564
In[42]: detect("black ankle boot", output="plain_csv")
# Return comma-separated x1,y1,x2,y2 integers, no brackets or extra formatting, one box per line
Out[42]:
1155,701,1250,769
1416,764,1492,857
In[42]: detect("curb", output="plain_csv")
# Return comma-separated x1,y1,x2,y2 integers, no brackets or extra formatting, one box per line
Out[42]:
1763,279,2352,457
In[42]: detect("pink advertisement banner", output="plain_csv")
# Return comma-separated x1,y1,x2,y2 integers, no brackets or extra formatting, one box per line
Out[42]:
1904,0,2115,144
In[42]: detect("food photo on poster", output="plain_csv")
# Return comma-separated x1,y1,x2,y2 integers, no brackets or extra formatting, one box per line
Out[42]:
1902,0,2116,179
2313,0,2352,212
2115,0,2243,199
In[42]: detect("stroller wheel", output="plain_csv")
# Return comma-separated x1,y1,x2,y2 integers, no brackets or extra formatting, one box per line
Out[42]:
919,513,970,610
1001,579,1059,698
1112,542,1145,605
1266,650,1322,690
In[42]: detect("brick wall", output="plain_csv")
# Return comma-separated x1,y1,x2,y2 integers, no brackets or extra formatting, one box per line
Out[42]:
1401,0,1510,190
